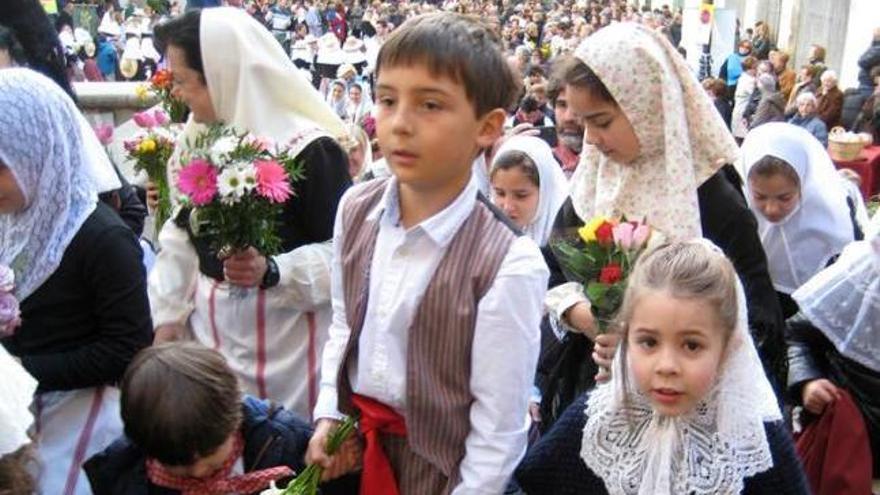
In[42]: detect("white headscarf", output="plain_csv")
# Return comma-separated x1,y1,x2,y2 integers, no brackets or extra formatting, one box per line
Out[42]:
491,136,569,245
793,235,880,372
0,69,117,300
581,240,781,495
569,23,739,241
326,79,349,119
741,122,854,294
167,7,346,202
201,8,345,142
0,344,37,457
345,81,373,124
140,35,161,62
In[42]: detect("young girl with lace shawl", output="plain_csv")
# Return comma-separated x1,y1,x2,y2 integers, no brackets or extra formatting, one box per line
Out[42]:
516,240,809,495
540,23,783,429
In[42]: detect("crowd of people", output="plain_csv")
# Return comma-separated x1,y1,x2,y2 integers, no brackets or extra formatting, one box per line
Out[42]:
1,0,880,494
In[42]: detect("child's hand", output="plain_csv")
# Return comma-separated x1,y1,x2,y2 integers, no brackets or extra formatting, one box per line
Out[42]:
802,378,841,414
528,401,542,423
306,419,362,481
592,332,620,383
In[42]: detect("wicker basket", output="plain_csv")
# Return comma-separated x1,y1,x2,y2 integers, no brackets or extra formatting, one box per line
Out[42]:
828,126,867,161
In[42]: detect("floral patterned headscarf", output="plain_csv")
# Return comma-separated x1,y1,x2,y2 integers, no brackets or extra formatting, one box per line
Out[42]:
569,23,739,240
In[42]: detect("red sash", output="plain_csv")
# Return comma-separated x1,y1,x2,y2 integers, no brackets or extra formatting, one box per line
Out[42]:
351,393,407,495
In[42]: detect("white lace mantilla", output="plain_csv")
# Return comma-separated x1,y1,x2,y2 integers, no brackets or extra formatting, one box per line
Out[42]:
581,269,781,495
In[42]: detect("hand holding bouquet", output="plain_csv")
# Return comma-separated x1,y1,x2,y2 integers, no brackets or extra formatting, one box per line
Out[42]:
553,216,653,333
261,417,358,495
176,125,304,258
125,109,176,233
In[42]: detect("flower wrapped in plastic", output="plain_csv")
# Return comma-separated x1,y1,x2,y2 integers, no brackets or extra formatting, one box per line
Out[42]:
0,265,21,338
176,124,305,258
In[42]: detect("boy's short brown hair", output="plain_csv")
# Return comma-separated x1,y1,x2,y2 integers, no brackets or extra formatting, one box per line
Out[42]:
375,12,519,117
120,343,242,466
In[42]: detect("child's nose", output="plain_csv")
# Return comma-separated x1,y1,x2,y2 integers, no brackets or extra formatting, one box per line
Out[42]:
654,348,680,375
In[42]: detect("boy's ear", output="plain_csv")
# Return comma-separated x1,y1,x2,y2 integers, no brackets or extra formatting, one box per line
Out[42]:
475,108,508,150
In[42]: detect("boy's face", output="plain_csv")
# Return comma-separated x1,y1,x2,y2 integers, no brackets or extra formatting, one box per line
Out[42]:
162,434,236,479
375,63,504,192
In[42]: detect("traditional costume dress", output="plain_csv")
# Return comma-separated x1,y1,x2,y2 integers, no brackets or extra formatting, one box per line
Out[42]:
148,8,350,419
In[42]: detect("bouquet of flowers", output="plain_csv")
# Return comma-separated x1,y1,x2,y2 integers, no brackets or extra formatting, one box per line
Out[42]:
176,125,305,258
149,68,188,123
261,417,358,495
0,265,21,338
125,109,176,234
552,216,653,333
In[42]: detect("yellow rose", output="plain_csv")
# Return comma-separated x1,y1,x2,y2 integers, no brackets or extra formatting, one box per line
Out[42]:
578,216,610,243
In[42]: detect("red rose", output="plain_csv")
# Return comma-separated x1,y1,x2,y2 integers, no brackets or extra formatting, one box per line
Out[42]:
599,263,623,284
595,221,615,246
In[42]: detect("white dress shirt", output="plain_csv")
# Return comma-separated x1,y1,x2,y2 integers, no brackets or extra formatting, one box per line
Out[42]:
315,174,549,494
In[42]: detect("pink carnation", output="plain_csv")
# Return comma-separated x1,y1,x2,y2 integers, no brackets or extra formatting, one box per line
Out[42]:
255,160,292,203
177,159,218,206
133,111,157,129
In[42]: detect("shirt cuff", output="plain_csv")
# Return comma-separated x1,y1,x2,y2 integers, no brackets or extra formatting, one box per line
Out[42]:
313,386,346,422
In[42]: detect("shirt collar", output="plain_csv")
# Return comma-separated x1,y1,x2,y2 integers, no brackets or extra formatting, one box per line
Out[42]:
368,173,479,248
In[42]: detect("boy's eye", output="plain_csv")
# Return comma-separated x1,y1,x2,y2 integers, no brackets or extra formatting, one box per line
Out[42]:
422,100,442,111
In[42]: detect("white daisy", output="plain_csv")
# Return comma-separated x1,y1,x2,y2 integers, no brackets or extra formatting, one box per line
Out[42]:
237,162,258,194
217,167,246,204
210,136,239,165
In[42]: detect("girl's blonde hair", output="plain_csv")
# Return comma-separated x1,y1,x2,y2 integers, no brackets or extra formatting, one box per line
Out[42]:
615,241,740,397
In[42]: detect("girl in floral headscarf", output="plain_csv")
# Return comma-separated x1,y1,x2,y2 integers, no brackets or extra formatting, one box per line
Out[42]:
537,23,784,430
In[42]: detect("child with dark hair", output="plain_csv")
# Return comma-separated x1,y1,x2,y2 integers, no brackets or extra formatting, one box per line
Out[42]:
309,11,549,494
84,342,358,494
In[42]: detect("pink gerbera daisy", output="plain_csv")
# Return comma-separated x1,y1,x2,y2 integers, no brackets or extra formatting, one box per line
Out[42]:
177,159,218,206
255,160,292,203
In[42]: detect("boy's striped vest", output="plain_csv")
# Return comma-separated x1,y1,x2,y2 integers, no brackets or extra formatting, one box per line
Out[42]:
336,177,517,485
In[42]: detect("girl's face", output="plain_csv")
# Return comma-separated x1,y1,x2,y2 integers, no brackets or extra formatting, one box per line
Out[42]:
748,173,800,223
564,84,640,164
628,290,727,417
0,164,25,214
349,86,362,104
491,166,540,229
331,83,344,100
